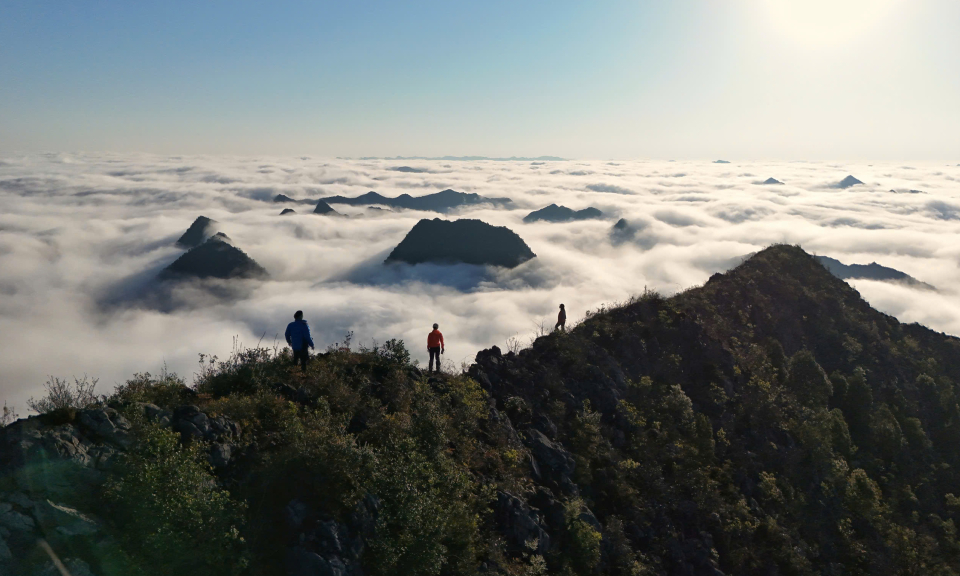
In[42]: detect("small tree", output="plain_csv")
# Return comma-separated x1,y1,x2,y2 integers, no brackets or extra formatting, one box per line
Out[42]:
1,402,18,426
27,375,101,414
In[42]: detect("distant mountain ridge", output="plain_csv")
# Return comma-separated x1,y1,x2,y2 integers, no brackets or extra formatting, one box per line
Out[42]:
321,189,513,213
815,255,935,290
360,155,565,161
161,232,268,281
523,204,604,223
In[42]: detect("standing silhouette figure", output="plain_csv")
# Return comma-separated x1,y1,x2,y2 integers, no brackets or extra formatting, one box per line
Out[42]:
427,323,444,373
285,310,315,371
555,304,566,332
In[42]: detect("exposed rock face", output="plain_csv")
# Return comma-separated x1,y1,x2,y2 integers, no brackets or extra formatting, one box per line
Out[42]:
834,175,864,189
495,491,552,555
523,429,578,496
313,200,337,215
523,204,604,223
175,216,218,248
160,233,268,280
385,218,536,268
0,403,242,575
280,208,296,215
761,177,783,185
282,494,378,576
321,189,513,213
815,255,935,290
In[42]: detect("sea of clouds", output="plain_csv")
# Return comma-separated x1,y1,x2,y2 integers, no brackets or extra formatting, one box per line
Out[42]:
2,153,959,412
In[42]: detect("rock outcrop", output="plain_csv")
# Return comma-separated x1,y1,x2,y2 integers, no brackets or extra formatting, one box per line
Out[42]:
523,204,604,223
0,403,243,575
385,218,536,268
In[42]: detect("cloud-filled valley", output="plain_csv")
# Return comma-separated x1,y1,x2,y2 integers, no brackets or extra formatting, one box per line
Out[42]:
2,153,960,411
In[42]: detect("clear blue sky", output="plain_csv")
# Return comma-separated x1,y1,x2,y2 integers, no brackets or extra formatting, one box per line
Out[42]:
2,0,958,159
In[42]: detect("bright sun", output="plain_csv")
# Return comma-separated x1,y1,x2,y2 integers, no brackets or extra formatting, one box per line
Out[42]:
762,0,902,46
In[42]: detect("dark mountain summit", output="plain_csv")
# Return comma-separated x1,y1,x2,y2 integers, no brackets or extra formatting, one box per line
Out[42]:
175,216,218,248
385,218,535,267
279,208,296,215
523,204,604,223
834,175,864,189
761,177,783,185
815,255,935,289
274,194,296,203
160,233,268,280
321,189,513,213
7,245,960,574
313,200,337,215
713,159,731,164
389,166,429,173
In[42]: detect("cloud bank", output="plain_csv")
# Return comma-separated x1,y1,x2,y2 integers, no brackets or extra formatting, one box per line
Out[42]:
2,154,959,410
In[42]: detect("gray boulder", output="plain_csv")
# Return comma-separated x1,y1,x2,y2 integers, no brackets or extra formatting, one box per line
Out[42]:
77,408,133,448
495,491,551,555
523,428,578,495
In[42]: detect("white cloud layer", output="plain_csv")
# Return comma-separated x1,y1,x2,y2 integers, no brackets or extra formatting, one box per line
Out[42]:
2,154,960,411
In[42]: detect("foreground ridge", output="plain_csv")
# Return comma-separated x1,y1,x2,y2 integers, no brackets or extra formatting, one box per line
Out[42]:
4,245,960,575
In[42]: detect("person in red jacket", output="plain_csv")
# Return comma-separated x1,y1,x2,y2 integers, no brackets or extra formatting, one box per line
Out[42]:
427,323,444,373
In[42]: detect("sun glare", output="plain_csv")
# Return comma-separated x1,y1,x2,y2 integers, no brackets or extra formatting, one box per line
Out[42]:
762,0,902,46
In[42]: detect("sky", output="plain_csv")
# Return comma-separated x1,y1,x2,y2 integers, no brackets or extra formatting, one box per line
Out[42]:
2,0,959,160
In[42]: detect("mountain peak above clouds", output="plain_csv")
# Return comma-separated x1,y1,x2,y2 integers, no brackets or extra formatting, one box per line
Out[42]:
313,200,338,215
160,233,268,281
523,204,604,223
175,216,219,248
834,175,864,189
385,218,535,268
814,255,935,290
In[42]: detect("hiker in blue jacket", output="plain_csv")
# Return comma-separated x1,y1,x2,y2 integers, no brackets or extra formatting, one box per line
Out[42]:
285,310,315,371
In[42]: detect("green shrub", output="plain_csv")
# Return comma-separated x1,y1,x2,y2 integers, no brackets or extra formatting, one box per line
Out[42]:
112,371,194,408
104,425,248,576
365,437,478,576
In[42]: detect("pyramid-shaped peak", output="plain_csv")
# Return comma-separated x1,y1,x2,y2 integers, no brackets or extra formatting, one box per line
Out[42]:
176,216,219,248
161,234,267,281
762,177,783,185
314,200,337,215
835,175,864,189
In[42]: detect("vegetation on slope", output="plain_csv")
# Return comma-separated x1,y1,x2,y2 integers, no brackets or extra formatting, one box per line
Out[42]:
5,245,960,575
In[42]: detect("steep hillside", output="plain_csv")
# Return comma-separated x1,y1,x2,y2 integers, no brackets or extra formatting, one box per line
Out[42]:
5,245,960,576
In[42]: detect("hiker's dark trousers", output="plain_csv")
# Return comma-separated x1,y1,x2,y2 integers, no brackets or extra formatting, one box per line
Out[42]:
293,346,309,371
428,347,441,372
